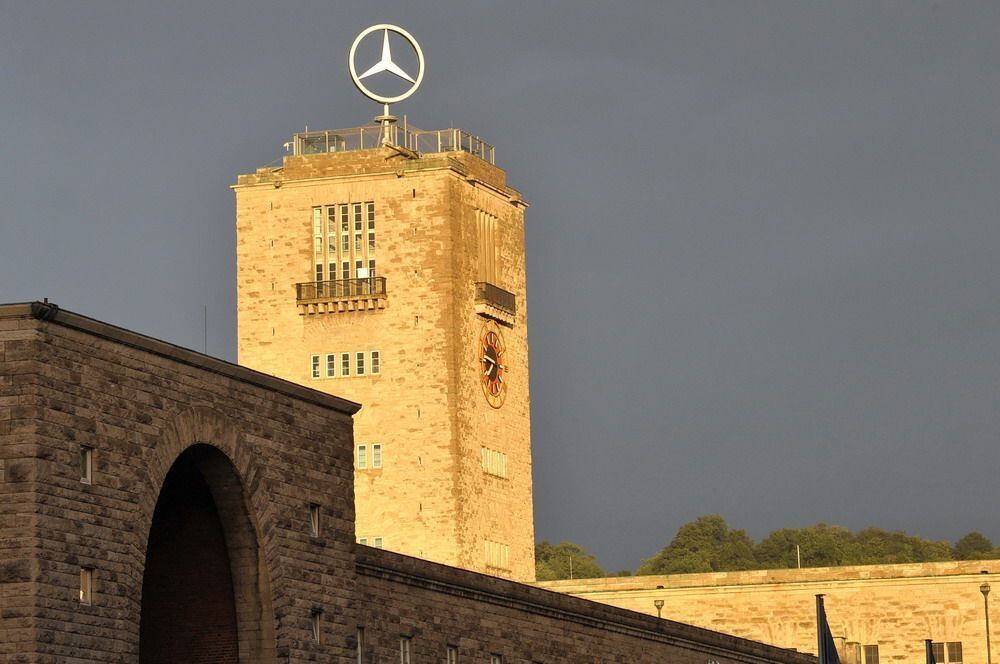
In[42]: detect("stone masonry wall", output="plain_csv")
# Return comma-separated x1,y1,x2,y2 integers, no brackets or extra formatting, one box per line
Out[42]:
539,561,1000,664
356,546,818,664
0,302,360,662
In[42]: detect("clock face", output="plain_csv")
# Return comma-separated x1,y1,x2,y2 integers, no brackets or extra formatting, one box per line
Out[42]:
480,324,507,408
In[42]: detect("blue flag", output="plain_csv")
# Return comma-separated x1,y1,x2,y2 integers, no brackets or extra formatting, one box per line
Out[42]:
816,595,841,664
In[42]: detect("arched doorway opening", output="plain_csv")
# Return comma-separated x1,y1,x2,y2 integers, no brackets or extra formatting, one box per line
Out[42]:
139,444,276,663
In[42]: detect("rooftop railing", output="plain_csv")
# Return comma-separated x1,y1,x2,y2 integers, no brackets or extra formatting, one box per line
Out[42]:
292,125,495,165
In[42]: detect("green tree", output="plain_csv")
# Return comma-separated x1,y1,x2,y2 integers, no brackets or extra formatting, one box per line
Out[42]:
637,515,757,575
954,532,995,560
535,541,605,581
850,528,952,565
755,524,857,569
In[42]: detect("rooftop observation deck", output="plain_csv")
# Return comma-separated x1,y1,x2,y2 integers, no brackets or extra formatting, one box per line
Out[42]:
291,124,496,165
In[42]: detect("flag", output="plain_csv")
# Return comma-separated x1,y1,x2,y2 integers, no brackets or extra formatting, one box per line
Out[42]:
816,594,841,664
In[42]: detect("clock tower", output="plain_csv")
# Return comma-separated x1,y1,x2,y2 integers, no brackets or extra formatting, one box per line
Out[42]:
233,121,534,581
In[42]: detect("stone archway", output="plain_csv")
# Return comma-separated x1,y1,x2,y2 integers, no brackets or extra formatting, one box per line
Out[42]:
139,443,277,664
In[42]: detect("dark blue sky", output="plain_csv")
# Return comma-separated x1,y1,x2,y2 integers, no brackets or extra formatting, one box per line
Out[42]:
2,2,998,571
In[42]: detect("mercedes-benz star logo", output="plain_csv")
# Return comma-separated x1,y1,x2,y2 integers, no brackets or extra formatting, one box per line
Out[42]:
349,24,425,106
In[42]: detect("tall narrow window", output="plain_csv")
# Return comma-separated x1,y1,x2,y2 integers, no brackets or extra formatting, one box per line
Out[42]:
490,655,503,664
863,645,879,664
341,353,351,377
79,567,93,605
372,444,382,469
357,627,366,664
367,202,376,250
326,353,336,378
311,355,321,379
356,352,366,376
355,260,363,278
309,503,321,537
447,646,458,664
357,445,367,470
399,637,411,664
315,264,324,283
368,258,377,278
371,351,380,375
79,446,93,484
327,207,337,256
311,609,323,643
342,261,350,280
313,207,323,268
477,209,499,283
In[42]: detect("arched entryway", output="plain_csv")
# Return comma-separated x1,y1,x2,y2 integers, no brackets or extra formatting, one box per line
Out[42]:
139,444,276,663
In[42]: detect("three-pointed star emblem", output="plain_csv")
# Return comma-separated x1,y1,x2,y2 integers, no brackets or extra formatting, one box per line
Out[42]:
358,29,416,84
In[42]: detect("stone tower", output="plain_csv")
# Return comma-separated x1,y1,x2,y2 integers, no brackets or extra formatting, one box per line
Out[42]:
234,125,535,581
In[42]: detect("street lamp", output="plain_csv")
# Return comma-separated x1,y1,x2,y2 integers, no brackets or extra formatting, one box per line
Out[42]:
981,581,992,664
654,599,665,619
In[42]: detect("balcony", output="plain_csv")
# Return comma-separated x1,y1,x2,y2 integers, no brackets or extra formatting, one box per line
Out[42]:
475,282,516,326
296,277,387,315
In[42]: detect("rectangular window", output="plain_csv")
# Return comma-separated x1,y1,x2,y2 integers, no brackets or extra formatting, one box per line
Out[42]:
309,503,321,537
80,446,93,484
357,445,367,470
354,203,363,231
358,537,368,545
399,637,411,664
372,444,382,469
863,645,879,664
357,627,366,664
342,233,350,253
328,262,336,280
481,447,508,479
355,260,363,279
356,352,365,376
311,355,320,379
341,204,350,234
932,644,945,664
315,263,324,282
373,537,383,549
447,646,458,664
367,202,376,249
79,567,93,605
371,351,380,375
326,353,336,378
311,610,322,643
490,655,503,664
947,643,962,664
342,353,351,376
313,207,323,258
485,540,510,570
342,261,350,280
368,258,376,278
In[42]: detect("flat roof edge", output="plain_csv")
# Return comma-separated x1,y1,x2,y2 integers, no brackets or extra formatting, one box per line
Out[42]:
0,302,361,416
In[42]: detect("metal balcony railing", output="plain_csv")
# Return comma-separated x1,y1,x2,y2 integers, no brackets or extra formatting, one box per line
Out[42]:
292,125,496,165
475,282,516,316
296,277,387,302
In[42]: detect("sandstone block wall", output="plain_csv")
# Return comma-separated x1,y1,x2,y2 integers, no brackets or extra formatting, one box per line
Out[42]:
234,141,536,580
539,561,1000,664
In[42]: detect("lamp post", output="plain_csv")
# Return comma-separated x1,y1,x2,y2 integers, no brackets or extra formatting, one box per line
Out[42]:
982,582,992,664
654,599,664,619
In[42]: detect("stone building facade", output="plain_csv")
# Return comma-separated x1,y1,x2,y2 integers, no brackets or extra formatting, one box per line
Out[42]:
0,301,816,664
538,561,1000,664
234,129,535,580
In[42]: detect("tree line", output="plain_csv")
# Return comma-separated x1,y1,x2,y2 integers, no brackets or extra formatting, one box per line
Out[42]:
535,515,1000,581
